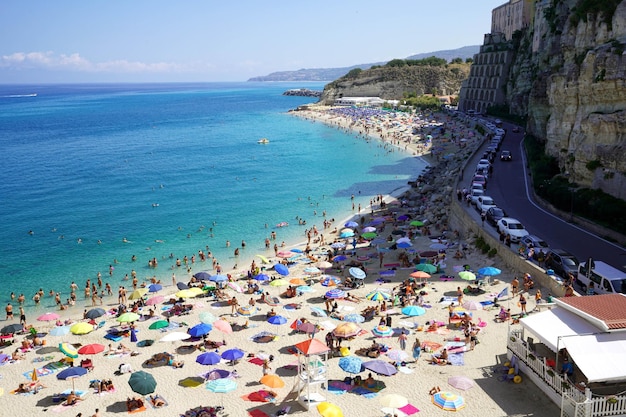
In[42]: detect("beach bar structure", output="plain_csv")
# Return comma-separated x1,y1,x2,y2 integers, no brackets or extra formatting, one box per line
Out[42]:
507,294,626,417
292,338,330,411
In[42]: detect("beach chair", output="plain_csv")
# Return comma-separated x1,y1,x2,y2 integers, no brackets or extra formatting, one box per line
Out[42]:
80,358,94,372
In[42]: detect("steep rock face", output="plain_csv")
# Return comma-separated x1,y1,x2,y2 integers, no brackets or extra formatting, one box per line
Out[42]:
319,65,469,105
508,0,626,199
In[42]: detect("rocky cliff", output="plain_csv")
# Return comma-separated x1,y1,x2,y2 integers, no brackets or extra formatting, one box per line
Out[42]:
507,0,626,199
318,64,470,105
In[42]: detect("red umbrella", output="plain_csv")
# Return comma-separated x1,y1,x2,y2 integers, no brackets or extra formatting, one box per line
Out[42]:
78,343,105,355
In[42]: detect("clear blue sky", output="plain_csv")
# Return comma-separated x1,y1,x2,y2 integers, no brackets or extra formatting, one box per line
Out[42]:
1,0,505,83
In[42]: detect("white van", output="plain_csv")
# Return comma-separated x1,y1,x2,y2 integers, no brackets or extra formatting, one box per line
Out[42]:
577,260,626,295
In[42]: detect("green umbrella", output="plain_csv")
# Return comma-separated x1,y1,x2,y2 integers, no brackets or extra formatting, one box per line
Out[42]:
410,220,424,227
117,312,140,323
149,320,169,330
414,263,438,274
128,370,157,395
459,271,476,281
361,232,377,239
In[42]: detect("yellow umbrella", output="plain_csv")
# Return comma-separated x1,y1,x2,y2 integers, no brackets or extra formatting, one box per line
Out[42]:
129,288,148,300
175,289,196,298
188,287,204,296
256,254,270,264
270,279,289,287
317,402,343,417
70,322,94,335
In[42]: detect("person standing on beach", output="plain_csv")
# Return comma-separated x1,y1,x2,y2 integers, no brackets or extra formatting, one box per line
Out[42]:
398,330,407,350
412,338,421,361
6,303,14,320
19,306,26,325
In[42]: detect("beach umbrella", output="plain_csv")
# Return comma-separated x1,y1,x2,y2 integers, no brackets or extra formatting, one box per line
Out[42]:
462,301,484,311
256,254,270,264
343,314,365,323
149,320,169,330
363,360,398,376
146,295,164,306
380,393,409,410
49,326,70,337
260,374,285,388
410,220,424,227
175,289,196,298
386,349,409,363
179,377,204,388
401,306,426,317
188,323,213,337
187,287,205,296
204,369,231,380
267,315,287,325
339,231,354,238
332,255,347,262
289,278,306,285
430,243,448,251
370,237,387,246
117,312,140,323
159,332,191,342
448,375,475,391
478,266,502,276
317,402,343,417
330,242,346,249
196,351,221,366
372,325,394,338
415,263,438,274
410,271,430,279
361,232,378,240
304,266,321,274
128,288,148,300
176,282,190,290
269,279,289,287
396,215,410,222
209,274,229,283
37,312,60,322
290,248,303,253
237,305,257,316
274,264,289,276
325,289,346,299
309,306,327,317
366,290,390,302
227,282,244,293
362,226,377,233
277,251,294,258
1,323,23,334
78,343,105,355
199,312,217,324
397,241,413,249
349,267,366,279
419,251,438,258
432,391,466,411
85,308,107,319
254,273,270,282
332,322,361,338
317,261,332,269
345,221,359,228
206,378,237,393
321,275,341,287
296,322,318,334
128,370,157,395
391,230,406,236
338,356,363,374
194,271,211,281
148,283,162,293
0,353,10,363
59,342,78,358
459,271,476,281
221,348,244,362
70,322,94,335
57,366,88,391
213,320,233,334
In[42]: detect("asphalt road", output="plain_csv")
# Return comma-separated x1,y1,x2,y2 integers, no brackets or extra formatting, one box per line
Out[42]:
459,118,626,274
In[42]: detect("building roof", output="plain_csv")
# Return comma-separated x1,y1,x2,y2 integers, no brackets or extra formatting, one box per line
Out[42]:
555,294,626,331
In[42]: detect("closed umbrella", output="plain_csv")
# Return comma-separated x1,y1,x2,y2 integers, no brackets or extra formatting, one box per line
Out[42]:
117,312,140,323
338,356,363,374
128,371,157,395
188,323,213,337
196,352,221,366
317,402,343,417
448,375,475,391
149,320,169,330
432,391,466,411
363,359,398,376
206,378,237,393
70,322,94,335
260,374,285,388
349,267,366,279
274,264,289,276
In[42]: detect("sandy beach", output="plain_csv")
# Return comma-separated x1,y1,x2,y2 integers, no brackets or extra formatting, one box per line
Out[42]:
0,107,560,417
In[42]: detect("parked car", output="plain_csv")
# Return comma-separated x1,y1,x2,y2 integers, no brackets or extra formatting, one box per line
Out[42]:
472,175,487,188
496,217,529,242
482,151,495,163
500,150,512,161
520,234,550,251
485,206,506,226
475,167,489,179
469,188,484,205
545,249,580,279
476,159,491,171
476,196,496,214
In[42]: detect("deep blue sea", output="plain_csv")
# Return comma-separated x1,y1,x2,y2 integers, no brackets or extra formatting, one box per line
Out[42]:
0,82,427,313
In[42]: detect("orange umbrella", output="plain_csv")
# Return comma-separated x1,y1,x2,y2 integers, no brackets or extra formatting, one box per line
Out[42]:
260,374,285,388
289,278,306,285
410,271,430,279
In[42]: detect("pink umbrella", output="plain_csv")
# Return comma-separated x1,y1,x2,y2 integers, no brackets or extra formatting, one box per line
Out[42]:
277,251,294,258
213,320,233,334
37,312,61,322
146,295,164,306
227,282,244,293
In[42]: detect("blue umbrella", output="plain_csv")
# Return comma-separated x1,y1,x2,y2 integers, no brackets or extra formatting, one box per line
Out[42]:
194,271,211,281
325,289,346,299
176,282,190,290
349,267,366,279
345,221,359,228
196,351,221,366
363,359,398,376
209,274,229,283
57,366,88,391
274,264,289,276
339,356,364,374
49,326,70,336
267,315,287,325
148,284,162,293
401,306,426,317
290,248,303,253
397,241,413,249
254,273,270,282
296,285,314,293
310,306,328,317
332,255,347,262
478,266,502,276
221,348,244,362
321,275,342,287
340,231,355,238
343,314,365,323
188,323,213,337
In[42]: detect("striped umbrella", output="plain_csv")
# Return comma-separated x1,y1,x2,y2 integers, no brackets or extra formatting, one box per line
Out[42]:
59,342,78,358
325,289,346,299
366,290,390,302
343,314,365,323
432,391,466,411
371,325,394,338
206,378,237,393
236,305,257,316
321,275,342,287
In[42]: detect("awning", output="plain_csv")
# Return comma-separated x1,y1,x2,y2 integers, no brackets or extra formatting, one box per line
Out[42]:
561,333,626,383
519,308,599,351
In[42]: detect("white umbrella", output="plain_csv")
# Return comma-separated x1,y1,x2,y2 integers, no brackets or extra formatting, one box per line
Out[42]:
159,332,191,342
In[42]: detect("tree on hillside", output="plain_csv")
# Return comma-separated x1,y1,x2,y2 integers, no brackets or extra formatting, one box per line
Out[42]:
465,58,474,63
451,57,463,64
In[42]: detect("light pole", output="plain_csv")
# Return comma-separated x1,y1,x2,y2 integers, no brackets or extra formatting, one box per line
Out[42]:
569,187,575,221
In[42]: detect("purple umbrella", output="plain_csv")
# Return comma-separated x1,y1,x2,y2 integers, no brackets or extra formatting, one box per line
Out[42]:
363,360,398,376
196,351,221,366
325,289,346,299
203,369,231,380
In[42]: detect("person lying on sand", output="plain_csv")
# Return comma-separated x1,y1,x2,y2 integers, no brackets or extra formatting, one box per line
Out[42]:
149,395,166,408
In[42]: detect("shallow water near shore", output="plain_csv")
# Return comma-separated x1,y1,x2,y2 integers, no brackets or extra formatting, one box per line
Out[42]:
0,82,427,313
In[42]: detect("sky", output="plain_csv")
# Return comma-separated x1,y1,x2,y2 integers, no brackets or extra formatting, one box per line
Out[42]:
0,0,506,83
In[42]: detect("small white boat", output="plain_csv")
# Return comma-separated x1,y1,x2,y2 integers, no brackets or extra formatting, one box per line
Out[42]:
257,138,270,144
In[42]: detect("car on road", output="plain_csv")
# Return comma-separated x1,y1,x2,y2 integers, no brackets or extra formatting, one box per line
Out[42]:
500,150,512,161
476,196,496,214
486,206,507,226
472,175,487,188
544,249,580,279
476,159,491,171
496,217,529,242
469,188,484,205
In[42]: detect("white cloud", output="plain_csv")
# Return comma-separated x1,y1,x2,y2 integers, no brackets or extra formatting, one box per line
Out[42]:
0,51,187,74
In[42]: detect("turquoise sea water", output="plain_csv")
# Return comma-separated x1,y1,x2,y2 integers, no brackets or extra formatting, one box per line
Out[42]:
0,82,427,313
